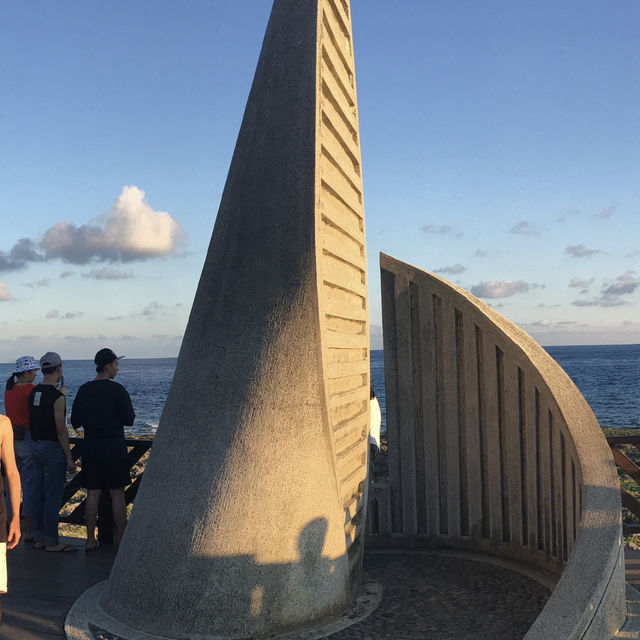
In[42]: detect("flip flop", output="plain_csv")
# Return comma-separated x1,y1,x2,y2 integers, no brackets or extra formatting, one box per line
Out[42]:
85,543,100,552
45,543,78,552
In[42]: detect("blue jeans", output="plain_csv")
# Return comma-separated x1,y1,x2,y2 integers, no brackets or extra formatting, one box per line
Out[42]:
31,440,67,546
5,430,35,518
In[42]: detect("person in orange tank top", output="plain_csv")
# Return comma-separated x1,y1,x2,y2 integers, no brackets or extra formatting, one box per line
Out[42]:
4,356,40,542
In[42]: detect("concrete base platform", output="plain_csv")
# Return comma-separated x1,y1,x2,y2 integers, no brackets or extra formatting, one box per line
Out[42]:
8,540,640,639
64,549,552,640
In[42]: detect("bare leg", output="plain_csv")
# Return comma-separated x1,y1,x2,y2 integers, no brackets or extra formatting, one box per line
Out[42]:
85,489,102,550
110,488,127,545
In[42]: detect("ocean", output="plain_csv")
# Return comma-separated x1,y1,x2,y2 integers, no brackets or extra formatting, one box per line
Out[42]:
0,344,638,435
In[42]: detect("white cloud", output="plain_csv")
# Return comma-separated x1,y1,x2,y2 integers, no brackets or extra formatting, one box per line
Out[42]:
422,224,456,236
569,277,594,289
0,238,44,272
0,282,12,301
46,310,85,319
474,250,488,258
82,267,133,280
41,186,185,264
471,280,534,299
510,220,542,236
142,301,163,317
60,271,75,278
565,244,604,258
572,295,627,308
572,271,639,307
25,278,51,288
592,205,616,220
435,263,466,275
603,271,639,296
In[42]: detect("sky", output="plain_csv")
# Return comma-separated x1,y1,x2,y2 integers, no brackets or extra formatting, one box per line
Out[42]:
0,0,638,361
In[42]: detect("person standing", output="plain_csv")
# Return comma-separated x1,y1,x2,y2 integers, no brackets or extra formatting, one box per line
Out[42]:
71,348,134,551
28,352,77,552
4,356,40,542
0,414,22,624
369,386,382,463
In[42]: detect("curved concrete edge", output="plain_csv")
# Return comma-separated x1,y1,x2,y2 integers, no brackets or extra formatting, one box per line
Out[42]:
524,521,625,640
64,581,383,640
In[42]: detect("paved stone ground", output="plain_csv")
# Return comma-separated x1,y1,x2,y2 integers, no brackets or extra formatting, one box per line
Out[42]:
329,551,551,640
1,542,552,639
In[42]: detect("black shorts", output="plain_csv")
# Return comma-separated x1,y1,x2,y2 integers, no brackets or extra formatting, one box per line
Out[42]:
80,438,131,490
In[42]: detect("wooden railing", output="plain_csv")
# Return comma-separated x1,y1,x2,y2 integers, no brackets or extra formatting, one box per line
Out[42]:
367,254,627,640
606,434,640,535
60,437,152,541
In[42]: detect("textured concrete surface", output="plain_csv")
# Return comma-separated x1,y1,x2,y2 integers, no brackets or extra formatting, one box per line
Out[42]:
66,1,370,639
332,551,551,640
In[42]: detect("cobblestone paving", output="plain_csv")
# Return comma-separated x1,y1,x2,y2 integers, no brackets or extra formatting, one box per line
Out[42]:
331,552,551,640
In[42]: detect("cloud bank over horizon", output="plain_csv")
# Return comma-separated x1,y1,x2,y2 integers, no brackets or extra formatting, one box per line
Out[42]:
572,271,639,308
0,186,185,272
471,280,543,299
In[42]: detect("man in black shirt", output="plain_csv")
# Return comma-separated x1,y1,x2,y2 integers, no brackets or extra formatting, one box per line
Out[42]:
71,348,135,551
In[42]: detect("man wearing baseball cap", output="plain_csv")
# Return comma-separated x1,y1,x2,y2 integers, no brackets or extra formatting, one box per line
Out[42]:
28,352,77,552
71,348,134,551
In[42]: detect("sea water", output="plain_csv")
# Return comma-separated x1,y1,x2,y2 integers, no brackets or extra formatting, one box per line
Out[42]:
0,344,637,435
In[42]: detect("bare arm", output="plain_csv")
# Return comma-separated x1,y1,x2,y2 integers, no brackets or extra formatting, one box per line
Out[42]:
54,395,75,472
0,416,21,548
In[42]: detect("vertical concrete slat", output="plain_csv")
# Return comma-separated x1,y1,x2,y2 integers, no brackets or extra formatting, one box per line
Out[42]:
523,374,539,552
433,294,448,534
538,400,552,556
552,418,566,562
394,273,419,535
564,441,575,560
442,297,461,538
463,315,482,540
482,332,503,544
409,282,428,534
419,282,440,536
380,263,402,533
476,326,490,539
504,359,523,546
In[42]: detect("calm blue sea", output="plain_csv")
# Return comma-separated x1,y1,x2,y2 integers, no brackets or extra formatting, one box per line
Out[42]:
1,344,638,435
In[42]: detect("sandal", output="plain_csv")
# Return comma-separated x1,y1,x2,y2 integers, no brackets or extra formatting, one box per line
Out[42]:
85,542,100,552
45,543,78,552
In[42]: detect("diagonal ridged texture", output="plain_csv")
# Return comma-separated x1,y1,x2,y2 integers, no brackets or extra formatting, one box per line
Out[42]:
65,1,369,639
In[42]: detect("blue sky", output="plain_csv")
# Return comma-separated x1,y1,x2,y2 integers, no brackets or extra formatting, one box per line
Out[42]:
0,0,638,361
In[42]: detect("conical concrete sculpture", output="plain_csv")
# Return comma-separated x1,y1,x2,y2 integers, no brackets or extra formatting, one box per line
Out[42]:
66,1,369,638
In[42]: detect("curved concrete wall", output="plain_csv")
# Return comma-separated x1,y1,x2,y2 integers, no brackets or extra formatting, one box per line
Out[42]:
373,253,626,640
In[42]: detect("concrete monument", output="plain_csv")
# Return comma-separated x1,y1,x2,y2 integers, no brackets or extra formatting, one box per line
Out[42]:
66,0,369,638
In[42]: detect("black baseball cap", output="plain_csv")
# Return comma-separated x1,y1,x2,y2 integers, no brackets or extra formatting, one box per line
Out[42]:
94,348,124,368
